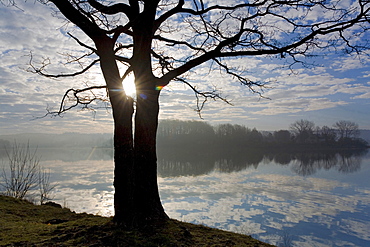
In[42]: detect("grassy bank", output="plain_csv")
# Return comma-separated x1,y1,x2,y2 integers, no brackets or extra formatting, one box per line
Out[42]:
0,195,274,246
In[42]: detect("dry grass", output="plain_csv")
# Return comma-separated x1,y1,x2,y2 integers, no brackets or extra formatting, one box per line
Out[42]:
0,195,275,246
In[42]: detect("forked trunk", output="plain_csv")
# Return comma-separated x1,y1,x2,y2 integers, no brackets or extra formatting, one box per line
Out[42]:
112,84,168,227
98,34,167,227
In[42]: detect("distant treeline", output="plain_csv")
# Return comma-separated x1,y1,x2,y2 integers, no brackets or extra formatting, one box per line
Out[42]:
1,120,367,151
157,119,369,150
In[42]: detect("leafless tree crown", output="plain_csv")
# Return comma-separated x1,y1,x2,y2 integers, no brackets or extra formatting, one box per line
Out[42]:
333,120,360,139
14,0,370,115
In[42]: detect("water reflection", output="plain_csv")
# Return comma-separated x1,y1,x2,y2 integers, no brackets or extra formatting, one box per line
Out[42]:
158,148,369,246
158,150,370,247
0,147,369,246
159,169,370,246
1,147,365,177
157,148,367,177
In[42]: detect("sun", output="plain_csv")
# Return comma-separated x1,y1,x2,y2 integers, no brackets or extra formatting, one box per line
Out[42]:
122,74,136,98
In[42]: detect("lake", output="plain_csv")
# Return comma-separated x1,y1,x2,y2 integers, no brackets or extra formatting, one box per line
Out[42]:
1,147,369,246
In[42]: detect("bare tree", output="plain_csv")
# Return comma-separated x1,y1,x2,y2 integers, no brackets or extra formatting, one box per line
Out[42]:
290,120,316,133
318,125,337,143
0,142,56,204
4,0,370,227
333,120,360,140
290,119,316,143
1,142,40,199
38,168,56,204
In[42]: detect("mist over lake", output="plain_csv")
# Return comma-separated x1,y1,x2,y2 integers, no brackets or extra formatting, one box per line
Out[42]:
1,144,368,247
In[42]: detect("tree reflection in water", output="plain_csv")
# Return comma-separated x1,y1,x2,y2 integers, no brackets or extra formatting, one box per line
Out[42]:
289,150,365,176
157,148,368,177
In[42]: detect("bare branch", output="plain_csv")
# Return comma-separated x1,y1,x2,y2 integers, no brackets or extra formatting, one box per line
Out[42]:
27,51,99,78
161,50,218,85
115,54,131,64
37,84,108,118
212,58,270,98
49,0,106,41
24,0,370,117
154,34,206,53
180,1,269,16
68,32,97,53
154,0,185,32
175,77,232,118
87,0,136,18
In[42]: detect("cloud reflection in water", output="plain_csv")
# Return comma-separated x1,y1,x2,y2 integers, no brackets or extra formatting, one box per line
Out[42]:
34,149,370,246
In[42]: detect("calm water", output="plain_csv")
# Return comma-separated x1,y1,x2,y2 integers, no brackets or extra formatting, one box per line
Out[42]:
1,147,369,246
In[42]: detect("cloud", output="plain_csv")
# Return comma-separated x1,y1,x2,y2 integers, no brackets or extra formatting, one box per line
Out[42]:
352,92,370,99
158,166,370,246
1,1,370,134
332,55,370,72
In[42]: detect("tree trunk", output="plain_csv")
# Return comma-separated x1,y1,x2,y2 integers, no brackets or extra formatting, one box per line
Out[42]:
96,40,138,226
111,94,135,226
97,24,167,226
132,85,169,225
111,80,168,227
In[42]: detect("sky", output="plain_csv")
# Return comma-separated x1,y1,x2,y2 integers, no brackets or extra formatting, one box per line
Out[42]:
0,1,370,135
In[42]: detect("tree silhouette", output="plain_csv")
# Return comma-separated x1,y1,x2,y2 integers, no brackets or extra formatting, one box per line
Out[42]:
3,0,370,227
290,119,316,143
318,125,337,144
273,130,292,144
333,120,360,140
157,119,215,146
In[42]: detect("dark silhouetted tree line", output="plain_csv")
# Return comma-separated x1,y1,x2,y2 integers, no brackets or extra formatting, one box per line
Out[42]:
288,119,368,149
157,119,369,151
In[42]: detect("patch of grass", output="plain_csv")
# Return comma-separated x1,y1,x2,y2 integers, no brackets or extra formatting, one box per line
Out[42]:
0,195,275,246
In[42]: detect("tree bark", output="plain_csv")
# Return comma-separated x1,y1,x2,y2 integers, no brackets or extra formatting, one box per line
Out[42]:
111,94,135,226
90,2,167,227
112,83,168,227
112,0,168,227
96,39,137,226
133,85,169,225
102,55,168,226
